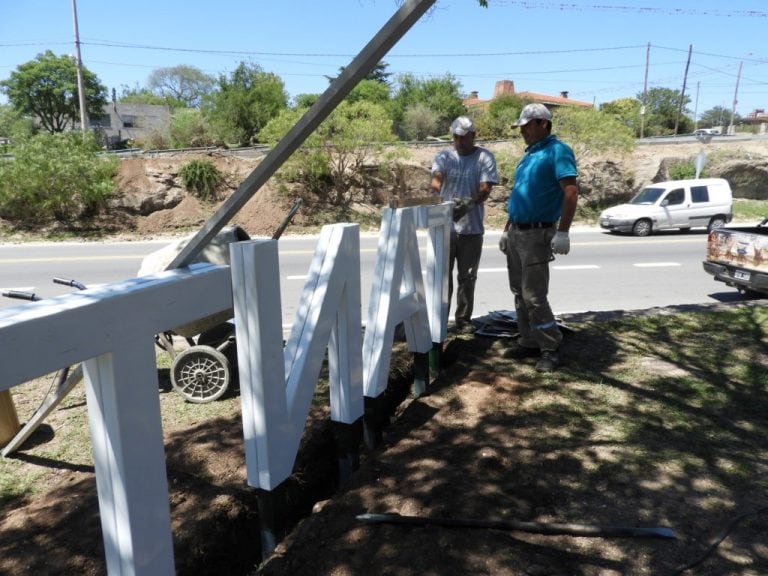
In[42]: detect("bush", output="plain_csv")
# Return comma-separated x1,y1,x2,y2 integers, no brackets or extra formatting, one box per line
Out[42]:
554,107,635,159
668,161,697,180
179,159,223,200
260,101,396,205
0,132,117,224
400,104,439,140
170,109,215,148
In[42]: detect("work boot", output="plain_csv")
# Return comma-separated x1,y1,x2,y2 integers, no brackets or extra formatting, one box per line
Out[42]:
535,350,560,372
503,343,540,359
456,321,476,335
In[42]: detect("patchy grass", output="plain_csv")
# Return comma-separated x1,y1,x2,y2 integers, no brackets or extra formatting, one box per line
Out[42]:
733,198,768,222
2,304,768,575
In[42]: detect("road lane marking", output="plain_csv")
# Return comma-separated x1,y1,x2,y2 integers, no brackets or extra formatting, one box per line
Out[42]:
478,267,508,273
633,262,682,267
0,255,145,264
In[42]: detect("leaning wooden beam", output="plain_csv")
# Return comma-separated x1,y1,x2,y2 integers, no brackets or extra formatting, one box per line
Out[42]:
168,0,438,270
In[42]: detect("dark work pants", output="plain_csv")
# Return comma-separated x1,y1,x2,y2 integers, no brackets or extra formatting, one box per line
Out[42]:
449,233,484,324
505,227,563,351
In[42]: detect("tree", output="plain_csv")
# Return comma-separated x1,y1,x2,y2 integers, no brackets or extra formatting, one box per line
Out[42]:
327,60,392,85
346,79,391,105
638,87,692,136
698,106,734,129
390,73,465,137
600,97,641,136
169,108,215,148
475,94,529,139
117,84,172,106
0,50,107,133
0,104,35,141
147,65,215,108
401,103,440,140
260,100,396,205
202,62,287,146
294,93,320,109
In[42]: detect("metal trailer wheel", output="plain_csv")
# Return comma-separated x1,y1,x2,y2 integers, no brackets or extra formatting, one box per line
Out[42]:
171,345,231,403
632,219,652,237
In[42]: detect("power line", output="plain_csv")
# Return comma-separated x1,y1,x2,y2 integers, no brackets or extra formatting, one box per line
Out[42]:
77,38,646,59
493,1,768,18
652,44,768,65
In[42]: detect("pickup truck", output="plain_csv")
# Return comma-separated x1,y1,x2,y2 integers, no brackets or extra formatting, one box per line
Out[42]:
703,220,768,296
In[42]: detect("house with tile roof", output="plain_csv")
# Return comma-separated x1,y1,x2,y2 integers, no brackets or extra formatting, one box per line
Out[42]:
464,80,593,113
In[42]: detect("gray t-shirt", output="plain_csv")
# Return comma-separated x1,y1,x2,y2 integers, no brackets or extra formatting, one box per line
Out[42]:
431,146,498,235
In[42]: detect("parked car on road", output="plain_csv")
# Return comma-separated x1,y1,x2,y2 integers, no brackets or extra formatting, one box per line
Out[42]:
599,178,733,236
693,128,721,135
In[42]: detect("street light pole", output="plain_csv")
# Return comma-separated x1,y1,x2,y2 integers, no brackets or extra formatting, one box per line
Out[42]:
71,0,89,134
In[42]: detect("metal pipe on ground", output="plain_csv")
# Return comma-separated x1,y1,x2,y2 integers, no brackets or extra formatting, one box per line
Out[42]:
356,513,676,539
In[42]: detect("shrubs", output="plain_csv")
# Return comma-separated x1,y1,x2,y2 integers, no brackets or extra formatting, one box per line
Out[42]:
179,159,223,200
0,132,117,224
668,161,698,180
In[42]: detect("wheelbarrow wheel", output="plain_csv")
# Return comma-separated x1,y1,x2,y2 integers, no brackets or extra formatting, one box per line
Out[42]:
171,345,231,403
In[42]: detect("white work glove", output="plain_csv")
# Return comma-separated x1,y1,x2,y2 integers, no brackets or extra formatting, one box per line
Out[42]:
499,230,509,255
551,231,570,255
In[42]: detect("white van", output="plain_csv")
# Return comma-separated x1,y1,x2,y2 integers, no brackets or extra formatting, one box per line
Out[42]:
599,178,733,236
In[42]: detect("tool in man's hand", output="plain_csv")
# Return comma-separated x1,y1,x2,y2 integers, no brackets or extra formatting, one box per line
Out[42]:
452,197,476,221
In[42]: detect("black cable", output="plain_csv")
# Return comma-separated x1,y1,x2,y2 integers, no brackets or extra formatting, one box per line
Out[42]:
670,505,768,575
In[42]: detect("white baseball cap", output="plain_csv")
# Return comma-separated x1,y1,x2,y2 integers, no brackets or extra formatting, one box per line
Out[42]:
512,103,552,127
450,116,476,136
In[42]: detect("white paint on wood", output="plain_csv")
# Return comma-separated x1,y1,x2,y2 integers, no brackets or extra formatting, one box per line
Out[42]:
232,224,364,490
362,207,433,398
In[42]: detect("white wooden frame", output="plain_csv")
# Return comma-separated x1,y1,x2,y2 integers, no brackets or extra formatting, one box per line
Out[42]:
0,203,452,574
0,264,232,575
232,224,364,491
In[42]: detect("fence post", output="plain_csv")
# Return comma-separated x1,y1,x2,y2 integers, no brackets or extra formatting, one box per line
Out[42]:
83,338,175,576
0,390,20,448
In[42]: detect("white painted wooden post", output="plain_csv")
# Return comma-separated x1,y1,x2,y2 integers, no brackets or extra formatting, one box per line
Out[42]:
417,202,452,343
232,223,364,491
84,338,174,576
363,207,433,399
0,264,233,576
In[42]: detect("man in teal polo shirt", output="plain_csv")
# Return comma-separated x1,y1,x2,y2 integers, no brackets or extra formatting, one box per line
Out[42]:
500,103,579,372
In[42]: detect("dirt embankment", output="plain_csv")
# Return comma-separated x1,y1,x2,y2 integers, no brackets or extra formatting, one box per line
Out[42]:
102,139,768,239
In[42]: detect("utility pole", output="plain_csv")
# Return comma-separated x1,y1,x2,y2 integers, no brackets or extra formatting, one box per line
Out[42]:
674,44,692,136
71,0,88,134
639,42,650,139
729,61,743,135
693,81,700,130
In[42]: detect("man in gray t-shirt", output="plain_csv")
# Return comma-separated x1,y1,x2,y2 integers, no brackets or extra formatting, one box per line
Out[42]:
430,116,498,333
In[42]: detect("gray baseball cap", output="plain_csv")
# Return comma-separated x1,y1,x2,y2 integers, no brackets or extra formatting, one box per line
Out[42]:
450,116,476,136
512,103,552,127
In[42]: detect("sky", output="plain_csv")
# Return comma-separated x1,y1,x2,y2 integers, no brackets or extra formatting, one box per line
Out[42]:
1,0,767,120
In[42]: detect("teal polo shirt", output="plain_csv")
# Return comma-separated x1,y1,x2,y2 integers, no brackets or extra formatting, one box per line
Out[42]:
507,135,577,223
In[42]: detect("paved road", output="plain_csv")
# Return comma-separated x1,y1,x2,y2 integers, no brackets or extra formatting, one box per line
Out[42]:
0,227,750,327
